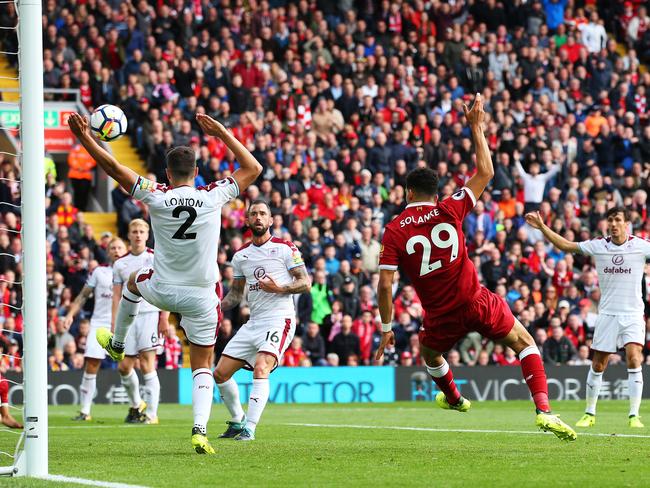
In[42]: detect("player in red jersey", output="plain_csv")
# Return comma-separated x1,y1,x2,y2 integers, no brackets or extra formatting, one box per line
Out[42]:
0,374,22,428
375,94,576,441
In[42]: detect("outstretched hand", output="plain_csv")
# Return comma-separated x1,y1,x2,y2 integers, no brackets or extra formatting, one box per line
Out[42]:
525,211,544,229
374,331,395,363
68,113,90,139
463,93,485,129
196,113,227,138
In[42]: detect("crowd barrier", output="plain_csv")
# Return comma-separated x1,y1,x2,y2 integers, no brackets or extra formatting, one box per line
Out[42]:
4,366,648,405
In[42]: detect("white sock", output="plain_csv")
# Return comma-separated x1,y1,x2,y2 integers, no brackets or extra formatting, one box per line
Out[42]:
217,378,245,422
585,366,603,415
192,368,213,435
121,370,142,408
628,367,643,417
79,373,96,415
246,378,270,433
143,371,160,419
113,288,141,349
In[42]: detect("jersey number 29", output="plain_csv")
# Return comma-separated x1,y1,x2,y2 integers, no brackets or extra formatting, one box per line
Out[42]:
406,223,459,276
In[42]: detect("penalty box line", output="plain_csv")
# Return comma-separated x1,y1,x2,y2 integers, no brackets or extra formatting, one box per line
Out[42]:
283,422,650,439
41,474,151,488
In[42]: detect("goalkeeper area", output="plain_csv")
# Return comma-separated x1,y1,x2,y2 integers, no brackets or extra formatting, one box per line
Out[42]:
2,401,647,487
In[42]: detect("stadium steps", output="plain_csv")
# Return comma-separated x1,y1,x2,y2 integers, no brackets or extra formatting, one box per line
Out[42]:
110,137,147,175
83,211,118,237
0,57,19,102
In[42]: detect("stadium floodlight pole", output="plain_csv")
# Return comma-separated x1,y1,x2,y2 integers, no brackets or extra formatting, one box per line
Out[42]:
19,0,49,477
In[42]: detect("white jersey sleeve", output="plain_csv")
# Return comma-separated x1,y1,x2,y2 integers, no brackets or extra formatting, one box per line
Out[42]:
283,241,305,270
578,239,598,256
231,253,244,279
85,268,98,288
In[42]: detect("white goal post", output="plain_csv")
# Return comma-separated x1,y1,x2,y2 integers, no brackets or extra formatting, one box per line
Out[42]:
19,0,48,477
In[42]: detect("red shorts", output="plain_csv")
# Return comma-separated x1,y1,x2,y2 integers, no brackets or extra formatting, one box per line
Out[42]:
0,378,8,405
419,286,515,353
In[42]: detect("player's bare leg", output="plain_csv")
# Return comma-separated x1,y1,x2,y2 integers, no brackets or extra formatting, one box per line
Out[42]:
73,357,101,421
190,343,216,454
99,273,142,361
420,345,470,412
139,350,160,424
234,352,275,441
501,320,576,441
577,350,609,427
1,405,21,429
625,343,644,427
214,356,246,438
118,356,145,423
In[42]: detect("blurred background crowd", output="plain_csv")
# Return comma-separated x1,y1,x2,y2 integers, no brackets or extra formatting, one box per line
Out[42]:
1,0,650,372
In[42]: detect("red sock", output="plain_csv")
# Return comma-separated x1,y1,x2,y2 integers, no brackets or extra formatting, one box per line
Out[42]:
520,349,550,412
430,369,461,405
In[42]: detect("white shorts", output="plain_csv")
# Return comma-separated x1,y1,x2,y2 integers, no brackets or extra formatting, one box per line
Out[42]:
135,268,219,347
591,314,645,353
125,311,161,356
85,323,107,360
222,317,296,370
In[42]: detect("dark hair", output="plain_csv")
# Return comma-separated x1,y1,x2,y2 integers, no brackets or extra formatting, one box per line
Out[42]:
406,167,439,197
247,199,271,214
606,206,630,222
166,146,196,179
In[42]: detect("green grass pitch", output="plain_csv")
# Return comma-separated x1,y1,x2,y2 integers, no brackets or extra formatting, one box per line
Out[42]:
1,401,648,487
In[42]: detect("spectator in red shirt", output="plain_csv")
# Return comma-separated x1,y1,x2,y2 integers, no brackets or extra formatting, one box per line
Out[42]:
283,337,307,367
56,192,78,228
232,51,264,89
352,310,375,364
394,285,424,321
307,173,331,207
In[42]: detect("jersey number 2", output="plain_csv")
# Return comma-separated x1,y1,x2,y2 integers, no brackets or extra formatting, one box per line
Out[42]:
172,206,197,240
406,223,459,276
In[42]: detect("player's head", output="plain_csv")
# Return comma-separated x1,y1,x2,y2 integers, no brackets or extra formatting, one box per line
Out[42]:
247,200,272,237
128,219,150,249
606,206,630,240
405,167,439,202
107,237,127,262
165,146,198,183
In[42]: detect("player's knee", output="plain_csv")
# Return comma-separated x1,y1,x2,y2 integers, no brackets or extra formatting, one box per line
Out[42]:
126,273,140,296
591,359,607,372
253,356,274,378
627,353,643,369
213,368,231,384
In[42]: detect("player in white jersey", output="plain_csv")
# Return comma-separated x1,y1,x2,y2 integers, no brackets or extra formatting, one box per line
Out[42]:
68,112,261,454
527,207,648,428
213,201,311,441
112,219,169,424
63,237,127,421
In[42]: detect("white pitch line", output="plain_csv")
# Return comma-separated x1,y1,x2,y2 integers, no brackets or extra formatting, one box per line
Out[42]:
41,474,151,488
283,422,650,439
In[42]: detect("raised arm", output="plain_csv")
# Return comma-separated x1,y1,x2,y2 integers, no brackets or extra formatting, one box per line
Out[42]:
525,211,581,253
195,114,262,192
463,94,495,200
62,285,94,329
374,268,396,362
220,277,246,311
68,113,139,193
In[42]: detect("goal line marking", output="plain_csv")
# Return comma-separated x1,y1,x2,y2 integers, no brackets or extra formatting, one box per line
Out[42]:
42,474,151,488
283,422,650,439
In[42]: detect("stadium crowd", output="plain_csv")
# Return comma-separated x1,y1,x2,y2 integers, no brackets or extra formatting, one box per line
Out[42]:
2,0,650,372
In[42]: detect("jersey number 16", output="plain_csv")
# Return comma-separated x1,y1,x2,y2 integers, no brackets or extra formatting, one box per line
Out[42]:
406,223,459,276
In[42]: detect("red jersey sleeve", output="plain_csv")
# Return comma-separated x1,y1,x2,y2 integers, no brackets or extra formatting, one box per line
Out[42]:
379,225,400,271
439,186,477,222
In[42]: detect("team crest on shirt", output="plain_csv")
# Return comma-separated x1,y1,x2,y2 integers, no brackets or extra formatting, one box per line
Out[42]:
254,267,266,280
452,190,465,200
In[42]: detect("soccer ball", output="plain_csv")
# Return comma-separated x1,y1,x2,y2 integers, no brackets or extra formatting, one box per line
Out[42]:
90,104,127,142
